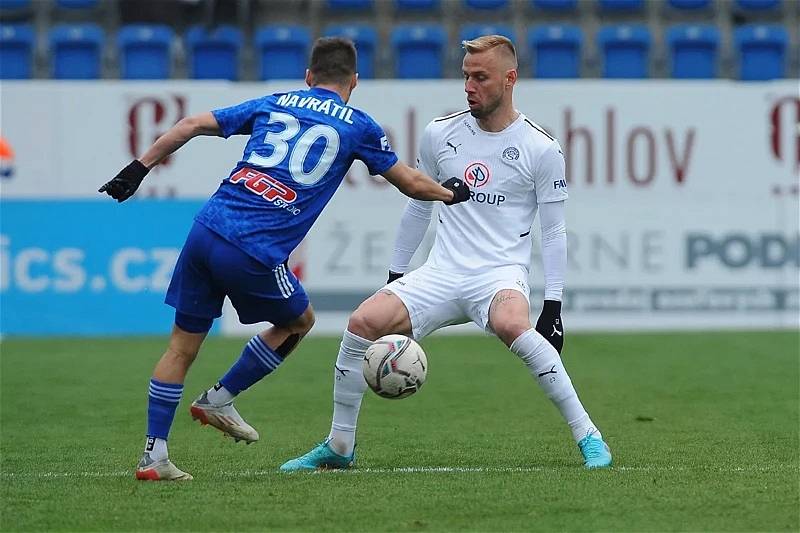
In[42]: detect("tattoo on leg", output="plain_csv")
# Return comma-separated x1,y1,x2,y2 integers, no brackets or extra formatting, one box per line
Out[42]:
378,289,394,296
491,292,518,311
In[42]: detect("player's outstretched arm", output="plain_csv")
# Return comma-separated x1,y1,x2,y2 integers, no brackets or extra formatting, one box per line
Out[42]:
99,112,222,202
534,200,567,353
381,162,470,205
386,199,434,283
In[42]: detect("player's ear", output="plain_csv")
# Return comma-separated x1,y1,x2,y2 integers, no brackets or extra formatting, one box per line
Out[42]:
305,69,313,87
505,68,517,89
350,73,358,92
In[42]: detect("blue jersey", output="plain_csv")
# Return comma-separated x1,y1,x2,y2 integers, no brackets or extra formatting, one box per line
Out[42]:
195,87,398,268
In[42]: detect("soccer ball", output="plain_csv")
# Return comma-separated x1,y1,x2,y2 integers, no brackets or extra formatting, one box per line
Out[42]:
363,335,427,399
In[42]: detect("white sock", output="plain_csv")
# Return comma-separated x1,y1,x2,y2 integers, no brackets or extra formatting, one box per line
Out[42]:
206,383,234,406
510,328,601,443
327,329,371,456
144,436,168,462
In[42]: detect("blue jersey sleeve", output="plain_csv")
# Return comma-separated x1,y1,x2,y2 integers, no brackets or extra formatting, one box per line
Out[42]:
212,97,265,139
355,116,399,176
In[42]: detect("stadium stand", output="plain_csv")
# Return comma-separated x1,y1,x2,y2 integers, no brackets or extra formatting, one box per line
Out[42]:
597,24,651,78
255,25,311,80
1,0,796,80
55,0,98,7
0,24,34,79
464,0,509,9
529,24,583,79
395,0,439,10
667,24,720,78
49,23,104,79
599,0,644,12
327,0,374,10
117,25,174,79
735,0,781,11
532,0,578,11
185,25,242,81
734,24,788,80
323,24,378,79
391,24,446,79
667,0,711,9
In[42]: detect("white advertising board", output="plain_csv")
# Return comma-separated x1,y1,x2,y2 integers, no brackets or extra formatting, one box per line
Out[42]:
1,80,797,335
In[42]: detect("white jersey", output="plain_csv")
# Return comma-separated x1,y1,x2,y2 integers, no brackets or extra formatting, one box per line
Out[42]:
418,110,568,272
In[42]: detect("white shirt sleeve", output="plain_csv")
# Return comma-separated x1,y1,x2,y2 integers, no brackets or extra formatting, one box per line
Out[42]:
533,140,568,204
388,123,438,273
539,200,567,301
389,199,434,273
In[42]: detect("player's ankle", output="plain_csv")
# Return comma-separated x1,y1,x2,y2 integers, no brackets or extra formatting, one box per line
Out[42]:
327,435,354,456
144,436,169,462
206,383,235,406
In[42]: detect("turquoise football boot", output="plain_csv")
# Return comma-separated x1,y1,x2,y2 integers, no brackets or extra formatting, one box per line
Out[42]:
280,439,355,472
578,433,612,469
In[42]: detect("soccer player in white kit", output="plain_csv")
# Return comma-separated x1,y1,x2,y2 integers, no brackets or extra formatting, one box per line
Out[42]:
281,35,612,471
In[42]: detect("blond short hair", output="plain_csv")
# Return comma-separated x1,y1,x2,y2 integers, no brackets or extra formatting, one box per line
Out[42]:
462,35,517,67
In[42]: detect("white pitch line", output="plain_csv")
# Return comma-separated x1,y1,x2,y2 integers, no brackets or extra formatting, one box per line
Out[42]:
0,465,797,479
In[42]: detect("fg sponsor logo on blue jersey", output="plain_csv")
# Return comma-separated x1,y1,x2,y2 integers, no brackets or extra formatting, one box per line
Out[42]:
230,167,301,215
380,136,391,152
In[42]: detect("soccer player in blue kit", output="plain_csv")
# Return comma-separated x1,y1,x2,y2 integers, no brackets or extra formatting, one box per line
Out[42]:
99,37,470,481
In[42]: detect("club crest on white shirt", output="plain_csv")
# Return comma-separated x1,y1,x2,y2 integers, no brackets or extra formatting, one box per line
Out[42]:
464,162,490,188
502,147,520,160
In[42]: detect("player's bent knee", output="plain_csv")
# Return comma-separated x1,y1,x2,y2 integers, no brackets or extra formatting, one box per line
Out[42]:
347,308,391,341
495,322,532,347
289,306,315,334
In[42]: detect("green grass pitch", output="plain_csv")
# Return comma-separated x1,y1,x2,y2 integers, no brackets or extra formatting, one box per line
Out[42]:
1,331,798,531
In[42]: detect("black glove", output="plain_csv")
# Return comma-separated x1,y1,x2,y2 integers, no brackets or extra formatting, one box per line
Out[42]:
441,177,470,205
99,160,150,202
387,271,404,284
535,300,564,354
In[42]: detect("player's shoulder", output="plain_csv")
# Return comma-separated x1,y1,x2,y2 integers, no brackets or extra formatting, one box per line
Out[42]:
518,113,562,156
424,109,470,139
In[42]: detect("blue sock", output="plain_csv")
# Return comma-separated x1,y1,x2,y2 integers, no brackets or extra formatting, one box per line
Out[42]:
147,379,183,440
219,335,284,396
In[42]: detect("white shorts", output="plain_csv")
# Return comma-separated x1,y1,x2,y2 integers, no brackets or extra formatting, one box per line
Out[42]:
385,263,531,339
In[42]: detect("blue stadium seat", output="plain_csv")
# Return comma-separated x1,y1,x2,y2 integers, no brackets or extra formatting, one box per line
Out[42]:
118,25,173,79
529,25,582,78
734,24,788,80
464,0,508,8
323,24,378,79
599,0,643,10
55,0,98,7
460,24,515,43
598,0,644,13
185,25,242,80
255,25,311,80
735,0,780,10
597,25,650,78
327,0,373,8
667,0,711,8
391,25,446,79
0,0,30,8
0,24,34,79
666,24,719,79
532,0,578,10
49,23,104,79
396,0,439,9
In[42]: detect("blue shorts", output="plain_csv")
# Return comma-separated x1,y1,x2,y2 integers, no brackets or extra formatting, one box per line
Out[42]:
165,221,309,326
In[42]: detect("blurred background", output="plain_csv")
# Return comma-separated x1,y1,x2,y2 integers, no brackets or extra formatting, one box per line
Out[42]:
0,0,798,337
0,0,798,80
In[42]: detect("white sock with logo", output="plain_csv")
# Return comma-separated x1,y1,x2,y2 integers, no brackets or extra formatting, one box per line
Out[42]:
510,328,600,443
144,436,168,462
327,329,372,456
